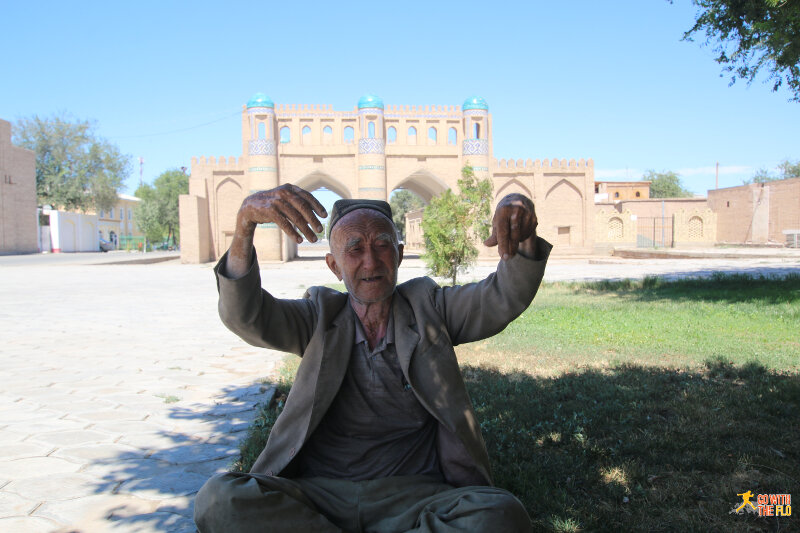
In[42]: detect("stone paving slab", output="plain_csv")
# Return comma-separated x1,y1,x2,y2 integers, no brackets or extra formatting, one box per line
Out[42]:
0,253,798,531
0,261,286,531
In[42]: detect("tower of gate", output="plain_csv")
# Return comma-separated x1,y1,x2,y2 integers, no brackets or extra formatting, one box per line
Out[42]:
243,93,282,260
461,96,492,182
355,94,387,200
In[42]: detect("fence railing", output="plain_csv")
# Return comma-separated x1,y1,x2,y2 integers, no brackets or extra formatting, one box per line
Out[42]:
636,217,674,248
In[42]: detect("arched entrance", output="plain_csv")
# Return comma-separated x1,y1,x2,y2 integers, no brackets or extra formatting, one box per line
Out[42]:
393,170,449,203
286,172,353,260
391,170,449,252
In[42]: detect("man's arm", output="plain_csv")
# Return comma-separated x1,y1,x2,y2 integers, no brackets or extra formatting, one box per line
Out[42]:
215,185,328,355
435,194,551,345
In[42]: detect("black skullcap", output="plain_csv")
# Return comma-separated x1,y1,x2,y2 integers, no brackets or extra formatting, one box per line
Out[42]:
328,199,394,239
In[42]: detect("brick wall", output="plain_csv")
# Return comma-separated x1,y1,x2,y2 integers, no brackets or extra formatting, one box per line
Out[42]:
0,119,38,254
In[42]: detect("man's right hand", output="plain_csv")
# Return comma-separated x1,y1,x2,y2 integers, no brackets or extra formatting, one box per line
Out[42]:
226,184,327,278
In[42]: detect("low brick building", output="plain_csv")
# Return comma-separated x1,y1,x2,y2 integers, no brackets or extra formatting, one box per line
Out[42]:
0,118,37,254
708,179,800,245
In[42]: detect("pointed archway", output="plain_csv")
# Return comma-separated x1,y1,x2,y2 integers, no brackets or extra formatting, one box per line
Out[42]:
285,171,353,260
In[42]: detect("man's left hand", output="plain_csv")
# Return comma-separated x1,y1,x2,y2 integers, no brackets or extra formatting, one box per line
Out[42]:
483,194,538,260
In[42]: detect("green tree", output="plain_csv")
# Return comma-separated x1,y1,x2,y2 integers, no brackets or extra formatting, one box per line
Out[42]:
390,189,425,240
744,158,800,183
421,166,493,285
134,169,189,246
682,0,800,101
13,114,130,212
643,170,694,198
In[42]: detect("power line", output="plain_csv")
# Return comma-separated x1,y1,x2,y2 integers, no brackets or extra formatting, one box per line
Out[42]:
109,110,240,140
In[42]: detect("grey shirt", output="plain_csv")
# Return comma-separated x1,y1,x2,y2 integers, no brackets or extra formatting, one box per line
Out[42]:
297,304,440,481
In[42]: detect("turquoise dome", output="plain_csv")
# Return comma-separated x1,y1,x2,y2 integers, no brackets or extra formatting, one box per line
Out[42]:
358,94,384,109
462,96,489,111
247,93,274,109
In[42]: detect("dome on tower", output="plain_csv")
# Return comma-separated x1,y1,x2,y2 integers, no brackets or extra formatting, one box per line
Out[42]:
247,93,274,109
358,94,384,109
462,96,489,111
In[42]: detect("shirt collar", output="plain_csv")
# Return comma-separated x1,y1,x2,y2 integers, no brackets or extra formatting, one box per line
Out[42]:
354,308,395,350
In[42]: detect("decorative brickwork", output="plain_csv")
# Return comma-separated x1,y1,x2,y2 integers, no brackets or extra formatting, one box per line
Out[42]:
462,139,488,156
673,209,717,247
248,139,276,156
358,138,385,154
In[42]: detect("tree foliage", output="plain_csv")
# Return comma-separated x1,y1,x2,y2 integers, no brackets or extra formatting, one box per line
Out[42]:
683,0,800,101
744,158,800,183
390,189,425,240
421,166,493,285
643,170,694,198
134,169,188,245
13,114,130,212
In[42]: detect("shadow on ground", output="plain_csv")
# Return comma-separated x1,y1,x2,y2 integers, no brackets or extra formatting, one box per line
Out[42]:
558,270,800,305
64,382,274,533
70,355,800,531
465,361,800,532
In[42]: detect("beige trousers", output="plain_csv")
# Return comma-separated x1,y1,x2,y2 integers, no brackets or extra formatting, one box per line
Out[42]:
194,472,532,533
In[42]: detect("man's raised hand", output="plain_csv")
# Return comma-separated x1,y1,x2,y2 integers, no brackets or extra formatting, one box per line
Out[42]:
237,184,328,244
483,193,537,260
226,184,327,278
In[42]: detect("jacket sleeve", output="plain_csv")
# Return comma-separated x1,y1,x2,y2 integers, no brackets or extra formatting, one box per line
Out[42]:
214,250,317,356
433,236,552,346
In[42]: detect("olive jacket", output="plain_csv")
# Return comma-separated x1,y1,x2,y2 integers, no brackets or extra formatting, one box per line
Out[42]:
214,237,552,487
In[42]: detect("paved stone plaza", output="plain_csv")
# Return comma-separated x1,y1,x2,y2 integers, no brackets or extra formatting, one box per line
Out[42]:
1,250,799,532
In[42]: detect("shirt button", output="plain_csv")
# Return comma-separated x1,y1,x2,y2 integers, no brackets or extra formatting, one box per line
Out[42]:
266,470,274,476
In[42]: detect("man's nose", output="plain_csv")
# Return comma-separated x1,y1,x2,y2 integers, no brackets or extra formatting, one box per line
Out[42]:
364,246,379,268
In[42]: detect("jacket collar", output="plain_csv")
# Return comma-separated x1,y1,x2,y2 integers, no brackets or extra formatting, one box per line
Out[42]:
391,290,421,377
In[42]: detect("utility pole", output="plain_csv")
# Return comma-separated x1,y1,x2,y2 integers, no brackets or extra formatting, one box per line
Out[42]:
139,157,145,253
139,157,144,187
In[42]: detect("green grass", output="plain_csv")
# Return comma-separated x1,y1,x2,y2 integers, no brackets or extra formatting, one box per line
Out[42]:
155,393,180,404
460,273,800,374
236,273,800,532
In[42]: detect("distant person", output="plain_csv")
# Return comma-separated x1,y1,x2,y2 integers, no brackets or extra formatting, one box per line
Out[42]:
195,184,551,532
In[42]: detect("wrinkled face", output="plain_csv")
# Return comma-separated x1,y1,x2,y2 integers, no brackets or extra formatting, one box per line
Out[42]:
325,209,403,305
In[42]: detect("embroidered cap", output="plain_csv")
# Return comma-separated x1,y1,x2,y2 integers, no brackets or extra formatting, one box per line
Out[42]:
327,199,394,239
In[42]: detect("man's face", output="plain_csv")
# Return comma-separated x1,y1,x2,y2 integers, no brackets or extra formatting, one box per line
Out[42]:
325,209,403,305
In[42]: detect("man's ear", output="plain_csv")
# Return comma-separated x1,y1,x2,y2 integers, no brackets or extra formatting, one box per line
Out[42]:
325,253,342,280
397,243,404,267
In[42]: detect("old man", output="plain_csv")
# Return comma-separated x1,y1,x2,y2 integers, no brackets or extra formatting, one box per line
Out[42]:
195,184,551,532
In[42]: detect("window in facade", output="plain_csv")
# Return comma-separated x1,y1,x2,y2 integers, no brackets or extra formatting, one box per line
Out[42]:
258,122,266,139
368,121,375,139
408,126,417,145
448,127,457,145
387,126,397,143
280,126,291,143
344,126,354,143
428,127,437,144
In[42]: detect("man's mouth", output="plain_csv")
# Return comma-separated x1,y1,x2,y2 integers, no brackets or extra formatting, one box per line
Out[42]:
361,275,384,282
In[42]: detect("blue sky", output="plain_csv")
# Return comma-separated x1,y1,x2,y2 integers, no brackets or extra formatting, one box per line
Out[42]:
2,0,798,204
